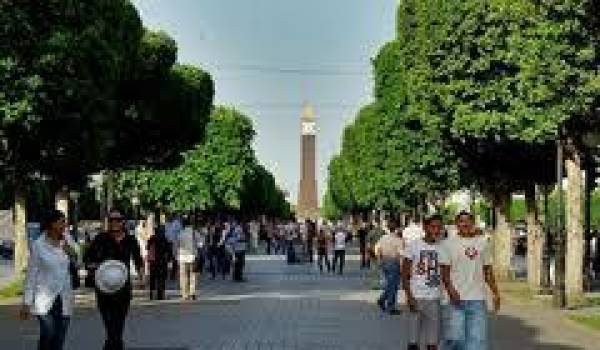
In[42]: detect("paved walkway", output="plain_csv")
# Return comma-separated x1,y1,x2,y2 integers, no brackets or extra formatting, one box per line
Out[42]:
1,254,599,349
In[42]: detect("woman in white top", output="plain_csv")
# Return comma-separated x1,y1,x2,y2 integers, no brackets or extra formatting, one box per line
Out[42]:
21,209,78,350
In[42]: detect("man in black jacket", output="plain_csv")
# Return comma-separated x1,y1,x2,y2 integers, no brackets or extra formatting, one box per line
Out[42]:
146,225,173,300
84,209,144,350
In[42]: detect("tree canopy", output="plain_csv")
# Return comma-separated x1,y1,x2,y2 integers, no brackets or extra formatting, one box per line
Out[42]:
325,0,600,215
0,1,214,190
115,106,291,218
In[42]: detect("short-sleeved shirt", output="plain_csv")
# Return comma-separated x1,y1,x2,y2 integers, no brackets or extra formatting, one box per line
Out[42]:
333,230,347,250
376,233,404,260
439,235,492,301
404,239,440,300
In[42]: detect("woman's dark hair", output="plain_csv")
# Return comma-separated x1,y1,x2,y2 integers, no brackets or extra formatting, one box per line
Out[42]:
455,210,474,222
40,209,66,232
424,214,443,225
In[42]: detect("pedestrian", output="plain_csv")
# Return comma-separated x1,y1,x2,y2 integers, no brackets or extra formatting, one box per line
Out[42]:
165,215,182,280
206,222,221,279
306,220,316,263
21,209,78,350
402,214,443,350
84,209,144,350
231,221,247,282
332,222,349,275
316,228,331,273
375,219,404,315
178,217,199,300
358,222,369,269
285,222,296,264
146,225,172,300
220,222,233,279
440,211,501,350
403,216,425,244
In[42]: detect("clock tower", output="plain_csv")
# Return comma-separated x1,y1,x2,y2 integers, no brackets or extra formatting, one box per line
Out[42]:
297,103,319,220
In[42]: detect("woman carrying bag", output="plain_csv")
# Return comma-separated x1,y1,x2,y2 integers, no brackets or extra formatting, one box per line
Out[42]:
21,209,80,350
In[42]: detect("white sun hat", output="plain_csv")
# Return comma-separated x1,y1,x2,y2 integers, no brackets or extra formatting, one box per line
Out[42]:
95,260,128,294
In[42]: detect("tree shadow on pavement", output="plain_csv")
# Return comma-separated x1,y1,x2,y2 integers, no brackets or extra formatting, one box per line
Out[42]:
491,314,589,350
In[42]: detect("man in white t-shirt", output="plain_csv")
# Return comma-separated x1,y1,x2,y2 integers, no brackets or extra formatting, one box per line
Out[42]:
402,215,443,350
439,211,500,350
332,222,349,275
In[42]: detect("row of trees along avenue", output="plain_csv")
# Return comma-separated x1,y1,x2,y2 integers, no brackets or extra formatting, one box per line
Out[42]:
0,1,291,275
324,0,600,307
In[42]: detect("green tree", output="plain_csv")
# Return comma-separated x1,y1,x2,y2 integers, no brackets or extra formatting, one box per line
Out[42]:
116,106,291,219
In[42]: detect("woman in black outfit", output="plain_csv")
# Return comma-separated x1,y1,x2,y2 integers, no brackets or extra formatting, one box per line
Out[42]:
84,209,144,350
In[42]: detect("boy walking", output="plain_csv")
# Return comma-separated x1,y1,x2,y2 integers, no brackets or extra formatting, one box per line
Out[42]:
440,211,500,350
402,215,443,350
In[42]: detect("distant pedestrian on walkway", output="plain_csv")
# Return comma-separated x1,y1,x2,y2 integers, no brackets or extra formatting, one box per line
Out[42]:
146,226,172,300
440,211,500,350
84,209,144,350
165,215,182,281
231,221,247,282
358,222,370,269
332,222,349,275
316,228,331,273
307,220,317,263
375,219,404,315
21,209,79,350
403,216,425,244
206,222,222,279
178,217,199,300
402,214,443,350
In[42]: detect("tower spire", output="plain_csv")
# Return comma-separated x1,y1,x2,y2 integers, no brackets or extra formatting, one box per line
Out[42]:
302,102,316,121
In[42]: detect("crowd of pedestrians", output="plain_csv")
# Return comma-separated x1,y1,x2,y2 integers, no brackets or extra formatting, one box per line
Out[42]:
18,204,500,350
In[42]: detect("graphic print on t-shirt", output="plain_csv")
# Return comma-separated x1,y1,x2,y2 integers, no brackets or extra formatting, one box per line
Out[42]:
416,250,440,288
464,247,479,260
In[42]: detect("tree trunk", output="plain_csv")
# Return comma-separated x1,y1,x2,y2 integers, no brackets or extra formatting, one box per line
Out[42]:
565,151,584,306
526,185,543,293
13,184,28,275
493,191,513,281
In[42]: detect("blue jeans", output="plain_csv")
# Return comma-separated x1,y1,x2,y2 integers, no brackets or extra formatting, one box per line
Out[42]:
37,296,70,350
442,301,488,350
378,260,400,311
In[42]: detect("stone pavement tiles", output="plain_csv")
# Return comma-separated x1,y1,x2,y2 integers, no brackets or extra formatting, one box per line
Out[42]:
1,254,600,349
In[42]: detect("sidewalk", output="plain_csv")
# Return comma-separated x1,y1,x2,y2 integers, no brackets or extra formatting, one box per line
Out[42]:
1,255,599,349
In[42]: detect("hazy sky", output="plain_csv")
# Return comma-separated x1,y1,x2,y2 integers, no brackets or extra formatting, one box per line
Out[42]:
132,0,397,203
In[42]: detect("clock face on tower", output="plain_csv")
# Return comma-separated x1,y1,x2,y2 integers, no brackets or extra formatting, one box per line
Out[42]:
302,121,316,135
